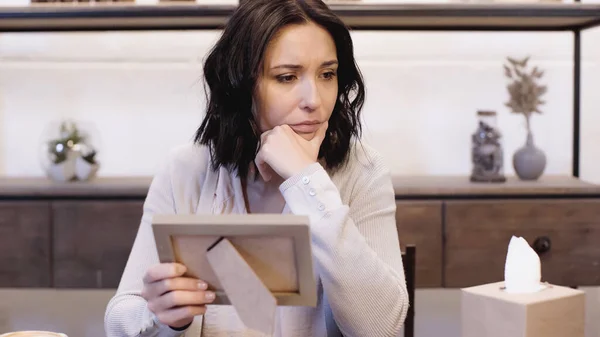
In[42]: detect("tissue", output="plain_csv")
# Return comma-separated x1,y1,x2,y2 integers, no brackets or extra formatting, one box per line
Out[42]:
504,236,546,293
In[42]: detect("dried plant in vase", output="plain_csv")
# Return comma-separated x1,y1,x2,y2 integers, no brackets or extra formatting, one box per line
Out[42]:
504,56,547,180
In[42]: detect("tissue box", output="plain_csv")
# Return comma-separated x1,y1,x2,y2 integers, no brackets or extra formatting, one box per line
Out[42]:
461,281,585,337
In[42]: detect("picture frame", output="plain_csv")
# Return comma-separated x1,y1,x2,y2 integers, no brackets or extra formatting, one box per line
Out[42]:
152,213,317,307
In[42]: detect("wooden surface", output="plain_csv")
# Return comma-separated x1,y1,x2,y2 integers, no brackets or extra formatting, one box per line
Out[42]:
392,175,600,197
2,175,599,198
52,200,143,288
0,202,51,287
0,176,151,197
174,236,299,293
395,201,443,287
445,199,600,288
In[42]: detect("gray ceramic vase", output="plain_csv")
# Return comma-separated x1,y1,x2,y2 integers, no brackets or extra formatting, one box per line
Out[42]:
513,132,546,180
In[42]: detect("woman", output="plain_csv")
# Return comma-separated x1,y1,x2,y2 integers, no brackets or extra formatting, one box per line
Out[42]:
104,0,408,336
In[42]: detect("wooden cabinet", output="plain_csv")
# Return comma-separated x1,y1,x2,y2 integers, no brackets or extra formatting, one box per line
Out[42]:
395,201,443,287
444,199,600,288
52,200,143,288
0,177,149,288
2,176,600,289
0,201,51,287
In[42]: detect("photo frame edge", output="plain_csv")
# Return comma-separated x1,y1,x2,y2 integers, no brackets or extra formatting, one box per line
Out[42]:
151,214,317,307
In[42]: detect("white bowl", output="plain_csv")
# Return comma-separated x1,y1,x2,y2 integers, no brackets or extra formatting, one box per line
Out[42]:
0,331,67,337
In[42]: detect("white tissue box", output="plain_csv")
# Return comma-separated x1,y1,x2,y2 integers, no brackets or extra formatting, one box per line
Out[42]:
461,281,585,337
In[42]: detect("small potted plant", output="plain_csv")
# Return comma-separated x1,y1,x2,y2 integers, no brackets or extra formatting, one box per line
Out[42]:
504,56,548,180
42,120,100,182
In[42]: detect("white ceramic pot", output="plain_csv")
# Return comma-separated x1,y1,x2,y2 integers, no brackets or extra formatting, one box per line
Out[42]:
46,158,76,182
74,156,99,181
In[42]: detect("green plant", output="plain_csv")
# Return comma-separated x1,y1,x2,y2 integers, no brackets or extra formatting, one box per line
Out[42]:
504,56,548,134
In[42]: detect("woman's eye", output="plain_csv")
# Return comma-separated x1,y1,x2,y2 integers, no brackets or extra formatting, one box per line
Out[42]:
322,72,336,80
276,75,296,83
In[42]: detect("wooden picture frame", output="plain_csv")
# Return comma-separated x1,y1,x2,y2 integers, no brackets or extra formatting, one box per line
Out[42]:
152,213,317,307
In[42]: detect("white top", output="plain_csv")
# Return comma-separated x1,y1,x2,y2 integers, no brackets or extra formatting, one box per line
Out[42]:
104,141,408,337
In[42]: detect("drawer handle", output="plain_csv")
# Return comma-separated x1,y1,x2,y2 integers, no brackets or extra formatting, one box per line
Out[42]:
533,236,551,255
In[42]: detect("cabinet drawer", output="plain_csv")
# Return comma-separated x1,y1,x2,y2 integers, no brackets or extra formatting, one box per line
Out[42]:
0,201,51,287
52,200,143,288
444,199,600,287
396,201,443,287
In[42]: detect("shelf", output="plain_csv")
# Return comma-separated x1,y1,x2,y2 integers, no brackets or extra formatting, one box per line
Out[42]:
0,176,151,198
1,175,599,200
0,3,599,32
391,175,600,199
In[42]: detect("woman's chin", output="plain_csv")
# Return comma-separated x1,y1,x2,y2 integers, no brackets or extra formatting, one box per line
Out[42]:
295,131,316,141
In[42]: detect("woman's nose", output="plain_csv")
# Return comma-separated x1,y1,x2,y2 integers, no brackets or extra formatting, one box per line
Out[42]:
299,79,321,112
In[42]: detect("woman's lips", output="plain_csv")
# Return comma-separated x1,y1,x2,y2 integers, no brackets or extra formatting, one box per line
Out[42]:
289,122,321,133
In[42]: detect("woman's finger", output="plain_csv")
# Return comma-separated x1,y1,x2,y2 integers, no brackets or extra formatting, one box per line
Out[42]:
143,263,187,284
150,290,216,313
143,277,207,300
155,305,208,328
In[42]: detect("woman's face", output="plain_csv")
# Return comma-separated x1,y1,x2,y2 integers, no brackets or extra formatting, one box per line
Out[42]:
254,22,338,141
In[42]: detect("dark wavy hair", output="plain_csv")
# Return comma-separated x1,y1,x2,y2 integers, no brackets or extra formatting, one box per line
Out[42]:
195,0,365,178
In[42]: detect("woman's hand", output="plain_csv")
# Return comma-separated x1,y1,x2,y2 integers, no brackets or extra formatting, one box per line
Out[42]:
141,263,215,330
255,121,328,182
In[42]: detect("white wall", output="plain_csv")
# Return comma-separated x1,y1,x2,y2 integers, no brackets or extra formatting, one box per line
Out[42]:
0,24,598,182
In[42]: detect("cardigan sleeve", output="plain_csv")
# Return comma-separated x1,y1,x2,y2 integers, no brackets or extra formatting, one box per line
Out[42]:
279,156,409,337
104,154,191,337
